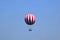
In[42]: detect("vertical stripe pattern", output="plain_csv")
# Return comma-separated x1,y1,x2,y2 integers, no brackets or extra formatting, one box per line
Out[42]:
25,14,36,25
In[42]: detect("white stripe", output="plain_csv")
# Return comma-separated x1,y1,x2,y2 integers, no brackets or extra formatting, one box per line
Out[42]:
28,14,30,21
30,14,32,22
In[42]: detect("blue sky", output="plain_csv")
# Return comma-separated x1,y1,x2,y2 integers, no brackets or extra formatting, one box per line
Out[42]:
0,0,60,40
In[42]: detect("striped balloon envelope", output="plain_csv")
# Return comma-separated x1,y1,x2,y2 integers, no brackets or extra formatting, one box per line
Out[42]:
25,14,36,25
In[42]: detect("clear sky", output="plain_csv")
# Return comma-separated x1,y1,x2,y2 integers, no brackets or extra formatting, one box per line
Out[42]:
0,0,60,40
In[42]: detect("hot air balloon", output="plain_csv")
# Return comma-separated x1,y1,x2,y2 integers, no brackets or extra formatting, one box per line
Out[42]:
25,14,36,31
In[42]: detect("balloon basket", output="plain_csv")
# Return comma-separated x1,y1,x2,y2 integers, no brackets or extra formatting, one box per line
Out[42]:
29,29,32,31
